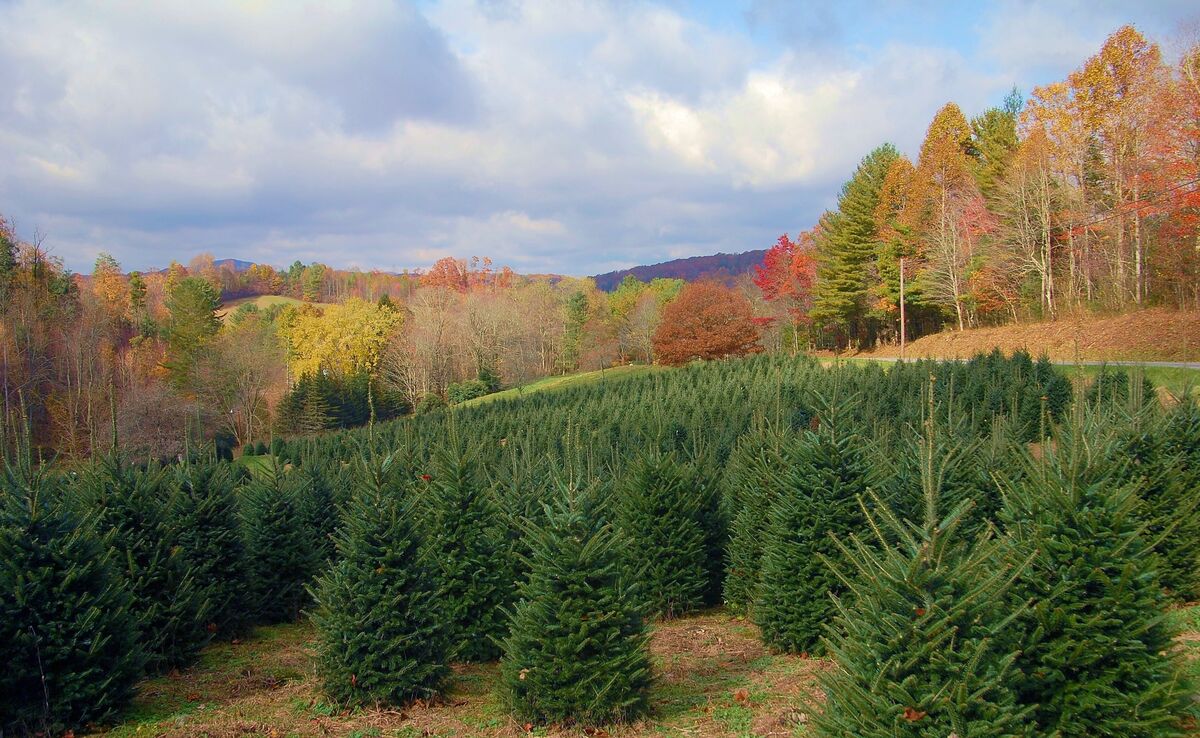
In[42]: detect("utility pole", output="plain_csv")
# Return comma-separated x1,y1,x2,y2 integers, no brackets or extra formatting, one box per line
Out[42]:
899,256,906,362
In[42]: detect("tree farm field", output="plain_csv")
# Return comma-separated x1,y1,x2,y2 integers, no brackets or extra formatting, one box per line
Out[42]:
90,604,1200,738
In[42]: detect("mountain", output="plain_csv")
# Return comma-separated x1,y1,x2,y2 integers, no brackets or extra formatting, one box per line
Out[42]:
592,250,766,291
214,258,256,272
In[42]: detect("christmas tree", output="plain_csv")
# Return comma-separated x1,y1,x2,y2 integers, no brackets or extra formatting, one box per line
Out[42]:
170,458,250,638
813,423,1031,737
310,454,450,706
617,451,707,618
79,455,210,672
756,398,873,654
241,463,318,623
0,458,142,736
999,413,1192,737
500,481,652,726
722,426,792,614
421,443,511,661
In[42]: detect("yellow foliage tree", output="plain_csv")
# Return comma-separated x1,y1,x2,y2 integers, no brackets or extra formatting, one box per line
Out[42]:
283,298,404,379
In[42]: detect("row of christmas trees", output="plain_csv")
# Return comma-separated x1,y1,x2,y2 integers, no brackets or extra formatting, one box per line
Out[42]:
2,353,1196,735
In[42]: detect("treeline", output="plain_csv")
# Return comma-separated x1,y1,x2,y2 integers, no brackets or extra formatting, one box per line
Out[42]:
4,352,1198,736
756,26,1200,349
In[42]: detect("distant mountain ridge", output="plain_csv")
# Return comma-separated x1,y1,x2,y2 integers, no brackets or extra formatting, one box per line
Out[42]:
592,250,766,291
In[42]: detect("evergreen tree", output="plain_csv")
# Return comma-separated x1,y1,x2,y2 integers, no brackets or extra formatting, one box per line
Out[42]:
421,444,511,662
170,459,250,638
810,144,900,344
756,399,873,654
0,460,142,737
296,463,339,565
242,465,317,623
723,426,792,614
1159,397,1200,599
311,454,451,707
813,434,1031,737
999,416,1192,737
79,456,210,673
616,451,707,618
163,276,222,387
500,482,652,726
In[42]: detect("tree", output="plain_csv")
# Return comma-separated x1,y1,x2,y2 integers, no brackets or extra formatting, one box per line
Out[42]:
810,144,899,345
999,417,1191,737
311,455,451,707
755,399,873,654
170,459,250,638
79,456,210,672
499,483,652,726
241,465,317,624
617,451,708,618
971,88,1022,203
0,459,142,737
421,256,471,292
813,442,1031,736
163,276,222,388
753,233,818,352
652,281,760,366
421,445,511,662
193,315,286,446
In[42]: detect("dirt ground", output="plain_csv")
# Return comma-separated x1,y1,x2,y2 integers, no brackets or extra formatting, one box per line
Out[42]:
91,611,831,738
852,308,1200,362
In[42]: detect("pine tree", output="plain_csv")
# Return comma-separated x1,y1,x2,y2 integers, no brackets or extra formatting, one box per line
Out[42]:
0,459,142,736
723,426,792,614
999,415,1192,737
296,462,339,565
500,482,652,727
421,444,511,662
616,451,708,618
756,399,873,654
79,456,210,673
813,433,1031,738
1159,397,1200,600
311,454,451,707
242,464,318,624
170,459,250,638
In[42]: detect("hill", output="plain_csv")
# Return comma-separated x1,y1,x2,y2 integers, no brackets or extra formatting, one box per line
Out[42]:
218,294,335,322
856,308,1200,363
592,249,766,291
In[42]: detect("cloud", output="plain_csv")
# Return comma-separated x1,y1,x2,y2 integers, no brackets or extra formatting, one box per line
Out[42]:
0,0,1191,276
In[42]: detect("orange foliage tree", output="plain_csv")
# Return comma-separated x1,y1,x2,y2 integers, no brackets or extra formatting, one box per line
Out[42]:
651,281,761,366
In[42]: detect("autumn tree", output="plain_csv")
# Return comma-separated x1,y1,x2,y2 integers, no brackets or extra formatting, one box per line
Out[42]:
753,233,817,353
651,281,761,366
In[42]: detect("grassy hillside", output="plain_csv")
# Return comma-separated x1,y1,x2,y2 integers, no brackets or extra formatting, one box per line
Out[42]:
856,308,1200,363
458,364,664,408
219,295,335,322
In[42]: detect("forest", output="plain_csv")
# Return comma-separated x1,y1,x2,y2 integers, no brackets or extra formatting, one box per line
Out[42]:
3,351,1199,736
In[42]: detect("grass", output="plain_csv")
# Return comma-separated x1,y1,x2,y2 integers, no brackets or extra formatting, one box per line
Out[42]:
457,364,666,408
88,610,827,738
233,453,276,478
220,295,335,322
1058,364,1200,397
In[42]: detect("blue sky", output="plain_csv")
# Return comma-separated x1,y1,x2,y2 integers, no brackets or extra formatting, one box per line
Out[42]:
0,0,1196,276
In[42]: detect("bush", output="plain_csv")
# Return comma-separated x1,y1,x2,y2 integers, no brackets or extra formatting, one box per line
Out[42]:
448,379,490,405
416,393,446,415
311,455,451,707
500,482,651,726
0,461,142,736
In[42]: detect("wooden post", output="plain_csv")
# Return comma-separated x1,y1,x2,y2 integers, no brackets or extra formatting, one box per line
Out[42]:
899,256,906,362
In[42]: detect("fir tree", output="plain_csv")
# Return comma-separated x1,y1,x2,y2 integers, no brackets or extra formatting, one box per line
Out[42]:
296,463,339,565
421,444,511,662
722,426,792,614
756,399,873,654
79,456,210,673
242,464,318,623
311,454,451,707
999,415,1192,737
170,459,250,638
500,482,652,727
813,433,1032,738
1159,397,1200,600
616,451,708,618
0,460,142,737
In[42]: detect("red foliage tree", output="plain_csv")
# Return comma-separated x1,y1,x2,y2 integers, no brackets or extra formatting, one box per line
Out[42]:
651,281,762,366
420,257,471,292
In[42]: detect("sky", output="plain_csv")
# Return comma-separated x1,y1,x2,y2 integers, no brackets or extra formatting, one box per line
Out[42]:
0,1,1196,277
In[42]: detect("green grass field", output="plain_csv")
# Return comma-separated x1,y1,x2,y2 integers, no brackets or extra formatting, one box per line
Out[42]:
457,364,666,408
220,295,335,322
